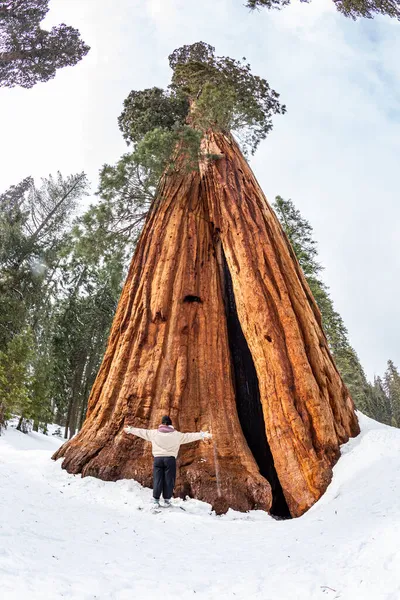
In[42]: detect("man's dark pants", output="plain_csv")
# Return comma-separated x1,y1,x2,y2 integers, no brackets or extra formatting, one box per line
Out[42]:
153,456,176,500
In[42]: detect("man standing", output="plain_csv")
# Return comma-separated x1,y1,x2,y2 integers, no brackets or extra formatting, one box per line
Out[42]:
124,416,212,508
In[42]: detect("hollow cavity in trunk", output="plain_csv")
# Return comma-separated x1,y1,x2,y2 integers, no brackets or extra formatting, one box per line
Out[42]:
221,248,291,518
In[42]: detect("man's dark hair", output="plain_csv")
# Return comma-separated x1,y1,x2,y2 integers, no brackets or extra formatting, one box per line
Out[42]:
161,415,172,426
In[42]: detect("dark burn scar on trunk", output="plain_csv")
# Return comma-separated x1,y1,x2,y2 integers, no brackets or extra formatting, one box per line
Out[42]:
221,247,291,518
183,295,202,304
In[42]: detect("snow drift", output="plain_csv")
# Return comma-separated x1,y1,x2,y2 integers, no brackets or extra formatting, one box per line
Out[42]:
1,413,399,600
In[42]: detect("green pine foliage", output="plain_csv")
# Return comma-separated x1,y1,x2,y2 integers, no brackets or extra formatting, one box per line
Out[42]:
0,165,131,436
370,376,392,426
168,42,285,155
0,328,34,433
246,0,400,20
0,173,88,346
0,173,89,434
118,87,189,146
384,361,400,427
50,223,124,438
113,41,285,193
100,42,286,245
0,0,90,88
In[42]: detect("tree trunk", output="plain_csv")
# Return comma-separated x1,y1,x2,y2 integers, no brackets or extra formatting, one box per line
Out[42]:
64,398,72,440
53,131,359,517
16,415,30,434
200,132,359,515
0,402,6,433
78,341,100,430
67,350,87,439
78,393,88,431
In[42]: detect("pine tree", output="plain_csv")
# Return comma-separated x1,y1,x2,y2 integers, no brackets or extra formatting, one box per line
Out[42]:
0,173,88,347
0,172,89,433
30,350,53,433
50,204,126,438
0,0,89,88
0,328,34,433
51,282,122,439
0,168,130,435
370,376,392,425
246,0,400,20
0,178,33,347
383,361,400,427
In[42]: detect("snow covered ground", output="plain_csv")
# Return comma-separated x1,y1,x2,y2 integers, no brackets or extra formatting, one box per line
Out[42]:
1,414,400,600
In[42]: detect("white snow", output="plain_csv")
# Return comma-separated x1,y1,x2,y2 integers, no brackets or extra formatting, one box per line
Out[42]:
1,413,400,600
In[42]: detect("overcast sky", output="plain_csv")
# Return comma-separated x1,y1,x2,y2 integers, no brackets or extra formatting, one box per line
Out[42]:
1,0,399,379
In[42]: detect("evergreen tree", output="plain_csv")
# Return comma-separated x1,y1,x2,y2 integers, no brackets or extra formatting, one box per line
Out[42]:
246,0,400,20
0,177,33,346
30,349,53,432
0,328,34,433
383,360,400,427
0,172,89,433
0,169,131,435
83,153,156,264
0,0,89,88
51,287,120,439
0,163,140,436
370,376,392,425
0,172,88,347
49,200,126,437
273,196,373,416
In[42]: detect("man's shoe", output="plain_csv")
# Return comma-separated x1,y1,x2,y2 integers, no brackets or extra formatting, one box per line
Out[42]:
152,498,160,507
163,499,172,508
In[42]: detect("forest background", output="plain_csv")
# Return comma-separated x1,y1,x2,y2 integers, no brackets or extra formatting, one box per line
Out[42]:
1,0,399,436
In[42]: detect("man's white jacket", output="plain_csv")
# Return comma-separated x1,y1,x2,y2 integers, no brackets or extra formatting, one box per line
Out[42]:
125,426,209,458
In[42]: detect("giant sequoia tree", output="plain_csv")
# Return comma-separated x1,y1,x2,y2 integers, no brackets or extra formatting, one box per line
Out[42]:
53,43,359,518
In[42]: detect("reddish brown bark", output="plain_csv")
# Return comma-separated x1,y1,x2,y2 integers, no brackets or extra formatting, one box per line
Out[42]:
53,131,359,517
201,132,359,515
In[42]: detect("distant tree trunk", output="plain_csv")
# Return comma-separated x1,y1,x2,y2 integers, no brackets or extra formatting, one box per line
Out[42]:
53,131,359,517
68,401,79,439
67,350,87,438
78,344,99,430
64,399,72,439
16,415,30,434
0,402,6,433
78,394,87,431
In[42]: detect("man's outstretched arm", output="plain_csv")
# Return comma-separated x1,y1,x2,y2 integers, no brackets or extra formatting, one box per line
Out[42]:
179,431,212,444
124,426,153,441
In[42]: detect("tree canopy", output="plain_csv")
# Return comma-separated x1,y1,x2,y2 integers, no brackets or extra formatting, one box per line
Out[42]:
0,0,90,88
117,41,285,180
246,0,400,20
